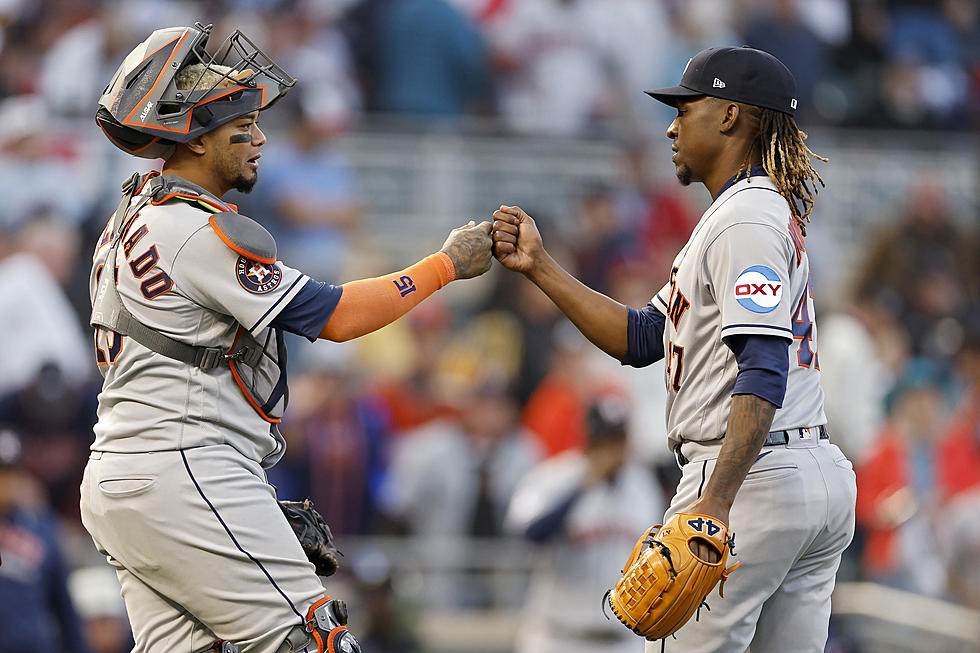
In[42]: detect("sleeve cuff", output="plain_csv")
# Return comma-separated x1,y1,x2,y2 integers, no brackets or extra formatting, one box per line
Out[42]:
248,274,309,334
721,323,793,341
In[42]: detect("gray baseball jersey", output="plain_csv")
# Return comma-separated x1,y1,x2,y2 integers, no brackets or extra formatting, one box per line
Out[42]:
649,174,825,454
88,177,308,466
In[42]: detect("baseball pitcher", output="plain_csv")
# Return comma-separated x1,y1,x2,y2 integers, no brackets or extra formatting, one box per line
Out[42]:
492,46,856,652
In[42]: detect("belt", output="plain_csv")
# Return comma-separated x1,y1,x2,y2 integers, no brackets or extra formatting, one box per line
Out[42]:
675,425,830,467
764,425,829,446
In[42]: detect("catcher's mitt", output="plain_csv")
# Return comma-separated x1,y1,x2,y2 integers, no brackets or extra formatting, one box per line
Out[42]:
605,512,740,641
279,499,342,577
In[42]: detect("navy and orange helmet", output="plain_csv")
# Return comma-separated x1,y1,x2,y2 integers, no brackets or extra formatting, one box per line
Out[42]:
96,22,295,159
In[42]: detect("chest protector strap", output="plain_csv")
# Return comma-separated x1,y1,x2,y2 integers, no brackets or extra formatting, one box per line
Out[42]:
90,172,264,371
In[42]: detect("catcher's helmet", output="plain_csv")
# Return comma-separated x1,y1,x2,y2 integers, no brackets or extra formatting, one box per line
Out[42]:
96,22,295,159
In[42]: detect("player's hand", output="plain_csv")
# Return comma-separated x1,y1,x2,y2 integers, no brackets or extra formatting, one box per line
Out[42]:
492,205,544,275
685,498,731,563
440,220,493,280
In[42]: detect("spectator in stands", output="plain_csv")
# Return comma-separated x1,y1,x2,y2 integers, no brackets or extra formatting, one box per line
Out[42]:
484,0,609,134
37,2,195,118
819,295,906,464
362,297,459,433
881,0,969,128
855,358,951,595
275,7,362,133
831,1,891,127
379,376,539,607
853,181,975,355
505,394,663,653
272,341,391,536
484,224,568,405
572,183,634,295
521,322,595,458
0,429,92,653
936,326,980,502
932,317,980,609
0,96,101,230
256,106,364,281
67,565,132,653
349,0,492,117
349,548,423,653
742,0,830,121
0,215,91,399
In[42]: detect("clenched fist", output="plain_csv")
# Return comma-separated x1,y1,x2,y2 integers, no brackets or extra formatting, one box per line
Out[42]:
440,220,493,279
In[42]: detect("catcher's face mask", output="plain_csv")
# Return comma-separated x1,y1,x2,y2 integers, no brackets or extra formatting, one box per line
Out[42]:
96,22,295,159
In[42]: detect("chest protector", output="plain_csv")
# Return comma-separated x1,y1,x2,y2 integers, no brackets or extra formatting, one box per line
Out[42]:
91,172,289,423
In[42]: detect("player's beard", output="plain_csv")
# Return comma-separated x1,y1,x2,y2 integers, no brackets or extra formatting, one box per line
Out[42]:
232,171,257,194
675,162,693,186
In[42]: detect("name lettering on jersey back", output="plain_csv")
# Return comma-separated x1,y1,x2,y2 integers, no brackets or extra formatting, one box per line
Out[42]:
666,267,690,329
94,221,174,365
788,218,806,268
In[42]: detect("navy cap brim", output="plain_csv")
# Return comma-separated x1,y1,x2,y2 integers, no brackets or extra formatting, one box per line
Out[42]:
644,85,705,107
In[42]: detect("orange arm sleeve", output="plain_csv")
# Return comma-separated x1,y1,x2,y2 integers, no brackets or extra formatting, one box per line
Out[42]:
319,253,456,342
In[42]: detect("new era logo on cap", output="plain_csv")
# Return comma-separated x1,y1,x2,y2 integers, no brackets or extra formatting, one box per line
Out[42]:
713,78,726,89
790,98,798,109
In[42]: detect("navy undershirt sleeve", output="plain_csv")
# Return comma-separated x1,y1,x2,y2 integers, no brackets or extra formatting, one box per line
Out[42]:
725,333,789,408
524,488,583,542
270,279,344,342
622,304,667,368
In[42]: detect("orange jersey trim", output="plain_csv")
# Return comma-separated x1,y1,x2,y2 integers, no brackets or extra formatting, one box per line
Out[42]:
226,328,282,424
207,214,276,265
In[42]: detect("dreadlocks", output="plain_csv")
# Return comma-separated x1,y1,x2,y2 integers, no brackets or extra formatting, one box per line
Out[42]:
759,109,827,235
737,104,827,235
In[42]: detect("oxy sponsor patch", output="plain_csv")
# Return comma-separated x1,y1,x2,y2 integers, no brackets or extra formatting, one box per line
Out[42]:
237,256,282,294
734,265,782,313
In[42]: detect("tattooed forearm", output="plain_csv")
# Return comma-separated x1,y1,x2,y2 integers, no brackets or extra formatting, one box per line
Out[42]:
701,394,778,509
441,227,492,279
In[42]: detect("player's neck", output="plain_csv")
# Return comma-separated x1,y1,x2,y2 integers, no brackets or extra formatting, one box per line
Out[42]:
161,161,229,199
703,153,763,200
702,134,762,199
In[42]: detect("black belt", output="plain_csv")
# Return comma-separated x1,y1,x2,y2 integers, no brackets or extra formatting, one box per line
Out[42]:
764,425,829,446
675,425,830,467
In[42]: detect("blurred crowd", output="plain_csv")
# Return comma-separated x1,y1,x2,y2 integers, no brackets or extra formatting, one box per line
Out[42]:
1,1,979,652
2,0,980,133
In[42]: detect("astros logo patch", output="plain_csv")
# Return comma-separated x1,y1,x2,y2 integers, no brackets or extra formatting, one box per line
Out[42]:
734,265,782,313
237,256,282,294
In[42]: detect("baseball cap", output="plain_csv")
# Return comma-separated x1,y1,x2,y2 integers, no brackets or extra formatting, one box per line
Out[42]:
646,46,798,117
586,394,630,444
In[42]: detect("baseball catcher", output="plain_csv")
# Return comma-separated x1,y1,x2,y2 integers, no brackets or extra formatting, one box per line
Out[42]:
82,20,492,653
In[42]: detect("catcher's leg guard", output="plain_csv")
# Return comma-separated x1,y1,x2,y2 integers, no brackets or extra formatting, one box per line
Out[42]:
211,641,242,653
277,597,360,653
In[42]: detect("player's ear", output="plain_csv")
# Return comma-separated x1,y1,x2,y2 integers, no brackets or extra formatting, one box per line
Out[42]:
719,102,740,134
184,135,207,156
